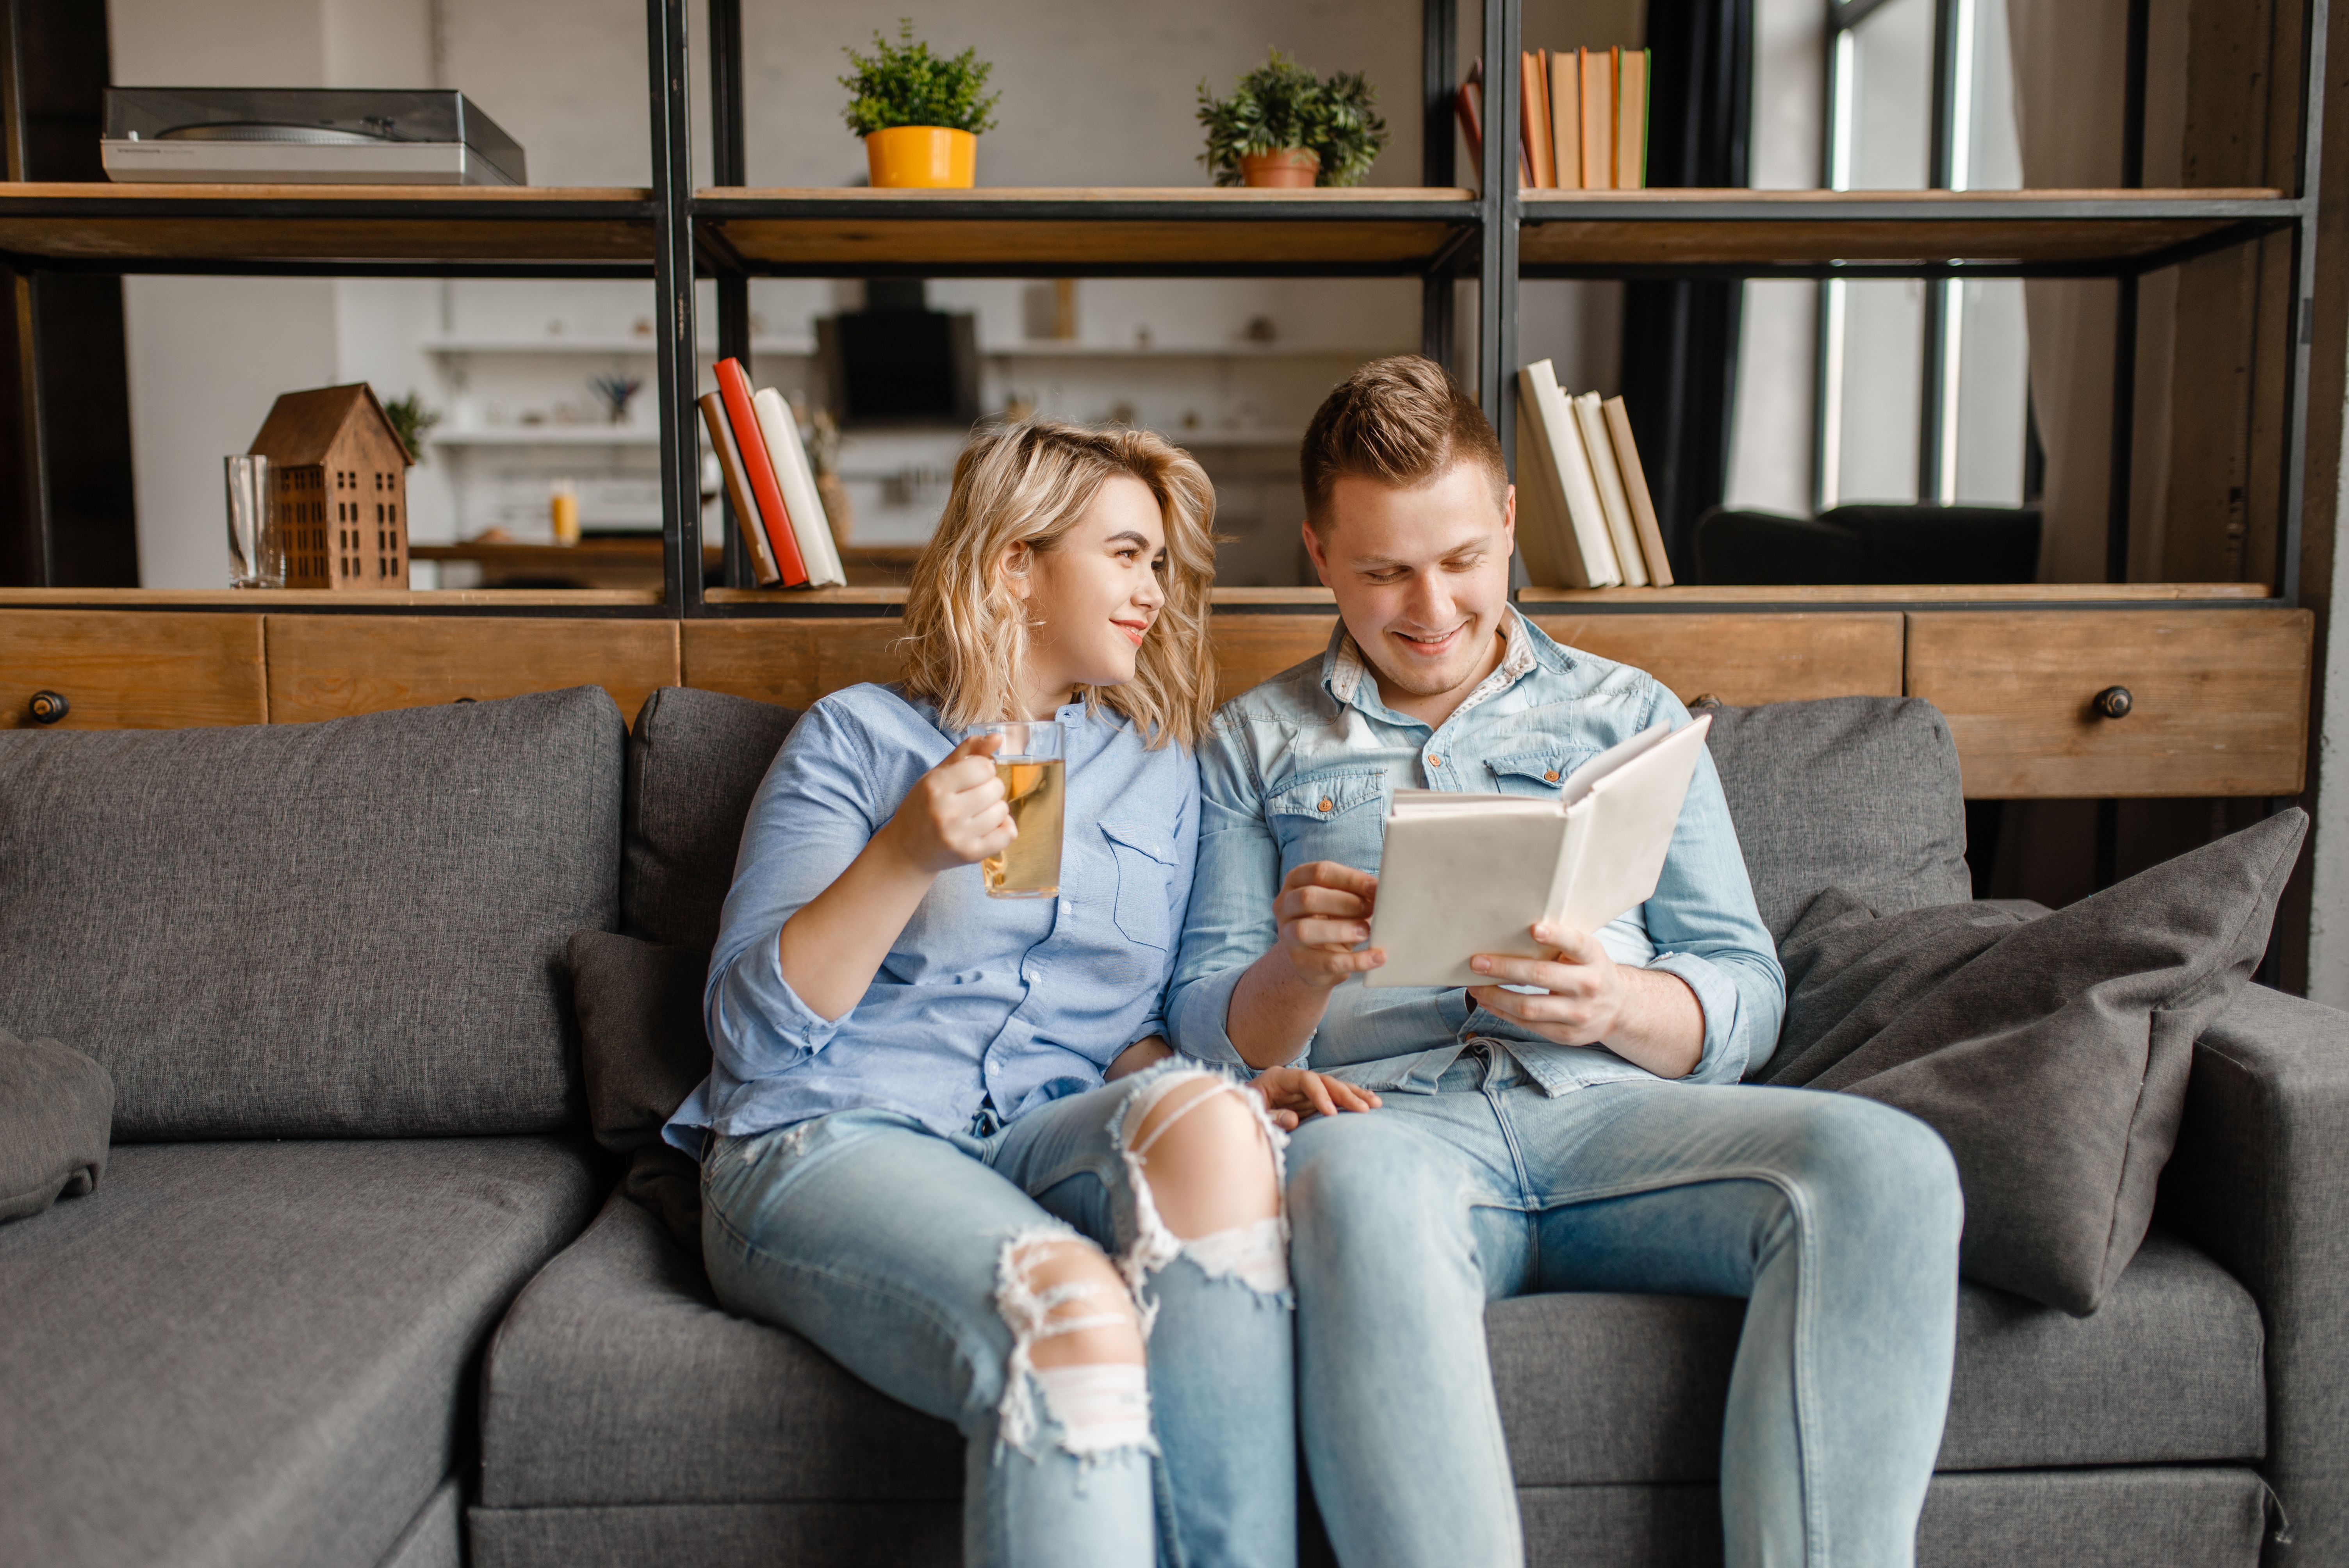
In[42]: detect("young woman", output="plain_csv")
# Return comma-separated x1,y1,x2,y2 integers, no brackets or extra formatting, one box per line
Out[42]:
667,420,1374,1568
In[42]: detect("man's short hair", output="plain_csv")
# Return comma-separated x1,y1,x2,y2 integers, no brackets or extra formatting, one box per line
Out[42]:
1299,355,1508,527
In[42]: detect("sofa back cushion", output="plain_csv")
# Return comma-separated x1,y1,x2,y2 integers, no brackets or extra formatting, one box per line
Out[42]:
0,686,623,1139
622,686,802,948
1702,696,1972,940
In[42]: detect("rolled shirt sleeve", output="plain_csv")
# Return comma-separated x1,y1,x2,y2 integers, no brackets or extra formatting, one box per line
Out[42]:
1636,696,1786,1083
702,703,889,1083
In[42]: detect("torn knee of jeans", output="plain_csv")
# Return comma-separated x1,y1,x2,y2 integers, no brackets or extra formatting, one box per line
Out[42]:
1111,1068,1294,1319
992,1228,1156,1464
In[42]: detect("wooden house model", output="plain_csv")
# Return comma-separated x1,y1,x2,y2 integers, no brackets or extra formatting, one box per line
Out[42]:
248,383,411,590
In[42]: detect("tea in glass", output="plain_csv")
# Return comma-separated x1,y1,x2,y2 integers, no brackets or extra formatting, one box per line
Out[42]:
972,720,1064,898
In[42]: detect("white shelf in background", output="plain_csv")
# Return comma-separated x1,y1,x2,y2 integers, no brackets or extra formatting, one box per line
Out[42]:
987,342,1405,359
431,426,662,446
420,338,816,356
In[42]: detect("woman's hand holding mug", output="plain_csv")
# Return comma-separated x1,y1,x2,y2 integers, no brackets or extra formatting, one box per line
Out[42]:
881,733,1016,875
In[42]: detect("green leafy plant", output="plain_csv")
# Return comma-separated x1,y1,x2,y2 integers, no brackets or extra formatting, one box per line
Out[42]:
1196,50,1388,187
839,20,1000,137
382,391,438,463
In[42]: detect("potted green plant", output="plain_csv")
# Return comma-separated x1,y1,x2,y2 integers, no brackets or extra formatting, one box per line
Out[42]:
840,20,1000,189
1197,50,1388,188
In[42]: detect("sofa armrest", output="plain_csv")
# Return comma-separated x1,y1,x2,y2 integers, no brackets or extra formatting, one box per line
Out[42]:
2155,983,2349,1563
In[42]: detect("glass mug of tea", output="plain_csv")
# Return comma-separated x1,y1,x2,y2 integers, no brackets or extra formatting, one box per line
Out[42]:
971,720,1064,898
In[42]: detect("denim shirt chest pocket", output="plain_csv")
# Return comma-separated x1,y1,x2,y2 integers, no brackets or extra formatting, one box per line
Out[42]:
1100,820,1179,951
1484,748,1594,799
1265,767,1390,872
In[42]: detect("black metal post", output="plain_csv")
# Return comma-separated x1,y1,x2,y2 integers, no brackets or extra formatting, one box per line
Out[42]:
2120,0,2149,189
2276,0,2328,606
708,0,749,590
1477,0,1519,461
1916,0,1960,505
1423,0,1458,189
647,0,700,615
1421,0,1460,370
0,0,135,589
2105,273,2137,582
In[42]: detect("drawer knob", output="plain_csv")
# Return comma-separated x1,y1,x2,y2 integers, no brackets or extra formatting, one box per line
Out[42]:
27,690,68,724
2094,685,2133,720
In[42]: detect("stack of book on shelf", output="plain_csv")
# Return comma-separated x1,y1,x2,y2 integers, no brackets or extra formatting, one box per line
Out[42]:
1513,360,1674,590
699,356,848,588
1454,51,1650,191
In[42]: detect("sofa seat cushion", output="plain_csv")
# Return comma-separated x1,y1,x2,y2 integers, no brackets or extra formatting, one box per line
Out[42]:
0,1137,598,1568
479,1191,960,1509
1490,1228,2263,1485
481,1200,2260,1513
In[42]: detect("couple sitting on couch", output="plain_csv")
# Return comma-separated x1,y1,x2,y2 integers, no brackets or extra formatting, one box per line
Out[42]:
666,357,1963,1568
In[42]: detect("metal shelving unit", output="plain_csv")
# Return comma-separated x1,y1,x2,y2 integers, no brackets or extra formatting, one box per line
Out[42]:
0,0,2326,618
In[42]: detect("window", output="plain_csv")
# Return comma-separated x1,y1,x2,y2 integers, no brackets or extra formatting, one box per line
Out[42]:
1816,0,2029,510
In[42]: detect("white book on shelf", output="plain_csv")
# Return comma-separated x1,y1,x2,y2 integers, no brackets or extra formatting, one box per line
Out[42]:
1526,360,1622,587
1573,390,1650,587
1364,715,1711,987
1513,380,1591,588
752,387,847,589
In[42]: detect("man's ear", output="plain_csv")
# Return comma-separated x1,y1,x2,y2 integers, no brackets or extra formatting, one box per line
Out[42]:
1000,539,1034,601
1300,518,1331,586
1500,484,1517,552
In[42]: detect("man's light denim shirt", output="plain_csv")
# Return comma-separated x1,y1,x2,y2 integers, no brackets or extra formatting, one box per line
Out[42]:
1167,611,1784,1094
665,682,1199,1152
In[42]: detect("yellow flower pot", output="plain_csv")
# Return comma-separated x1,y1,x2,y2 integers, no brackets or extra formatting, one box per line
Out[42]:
865,126,978,189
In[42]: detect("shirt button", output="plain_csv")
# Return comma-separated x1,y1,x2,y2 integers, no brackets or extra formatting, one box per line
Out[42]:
1318,796,1334,813
1427,755,1444,768
1543,769,1559,782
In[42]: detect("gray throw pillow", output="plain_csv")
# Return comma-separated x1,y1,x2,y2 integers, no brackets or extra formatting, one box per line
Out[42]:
1763,809,2306,1315
566,930,713,1252
1,1029,113,1223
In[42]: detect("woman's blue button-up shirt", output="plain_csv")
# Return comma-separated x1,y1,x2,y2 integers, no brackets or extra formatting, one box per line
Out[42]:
665,682,1199,1149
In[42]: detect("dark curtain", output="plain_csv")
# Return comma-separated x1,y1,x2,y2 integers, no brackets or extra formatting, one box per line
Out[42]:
1620,0,1752,578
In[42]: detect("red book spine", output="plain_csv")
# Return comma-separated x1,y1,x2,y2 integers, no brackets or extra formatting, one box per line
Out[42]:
713,357,808,586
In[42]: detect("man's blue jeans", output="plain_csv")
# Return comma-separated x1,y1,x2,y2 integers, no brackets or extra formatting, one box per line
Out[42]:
1287,1047,1962,1568
700,1065,1296,1568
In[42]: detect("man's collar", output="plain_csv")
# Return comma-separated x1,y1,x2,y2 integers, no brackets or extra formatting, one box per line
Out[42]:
1322,606,1545,719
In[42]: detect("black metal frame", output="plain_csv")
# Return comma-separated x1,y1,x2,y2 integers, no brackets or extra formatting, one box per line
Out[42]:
0,0,2324,618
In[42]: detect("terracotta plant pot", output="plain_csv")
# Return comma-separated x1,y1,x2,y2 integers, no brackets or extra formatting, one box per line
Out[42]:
1239,148,1321,188
865,126,978,189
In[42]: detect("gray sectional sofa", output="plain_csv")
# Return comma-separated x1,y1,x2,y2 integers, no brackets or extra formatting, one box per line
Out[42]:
2,682,2343,1568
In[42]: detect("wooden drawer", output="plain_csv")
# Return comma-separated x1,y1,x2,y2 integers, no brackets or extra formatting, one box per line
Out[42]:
264,615,679,725
1529,613,1905,704
1905,609,2312,797
0,610,266,728
682,620,909,710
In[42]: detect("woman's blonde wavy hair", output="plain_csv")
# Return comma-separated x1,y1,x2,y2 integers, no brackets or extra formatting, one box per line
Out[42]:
900,420,1218,749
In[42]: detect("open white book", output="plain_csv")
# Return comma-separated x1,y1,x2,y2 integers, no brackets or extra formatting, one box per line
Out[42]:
1363,714,1711,988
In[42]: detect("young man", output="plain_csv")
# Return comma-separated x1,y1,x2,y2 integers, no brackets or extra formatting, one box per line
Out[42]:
1167,357,1963,1568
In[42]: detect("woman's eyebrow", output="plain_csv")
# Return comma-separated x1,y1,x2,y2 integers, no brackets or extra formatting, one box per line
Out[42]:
1103,530,1157,548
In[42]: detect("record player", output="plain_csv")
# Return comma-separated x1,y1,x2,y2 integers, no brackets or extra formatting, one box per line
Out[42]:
103,88,526,186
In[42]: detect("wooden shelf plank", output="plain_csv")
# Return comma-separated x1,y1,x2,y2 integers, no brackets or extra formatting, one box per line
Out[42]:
0,587,661,608
0,182,656,267
0,582,2267,612
699,186,1479,273
1517,583,2272,604
1519,188,2293,269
